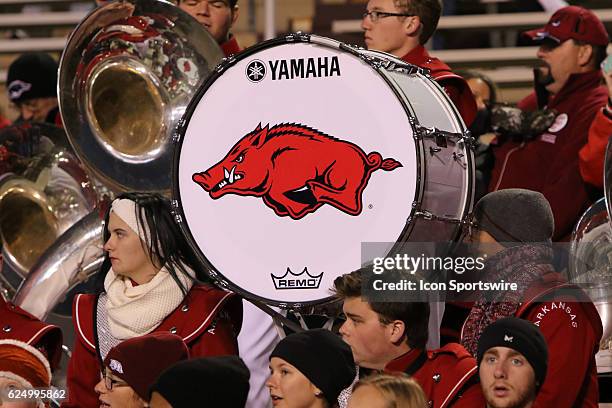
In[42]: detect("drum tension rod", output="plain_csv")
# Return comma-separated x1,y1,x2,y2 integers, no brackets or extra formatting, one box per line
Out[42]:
417,126,472,147
411,209,462,224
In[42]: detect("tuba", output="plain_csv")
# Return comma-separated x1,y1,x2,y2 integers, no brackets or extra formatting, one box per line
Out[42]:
58,0,223,193
568,137,612,372
0,128,99,301
10,0,223,317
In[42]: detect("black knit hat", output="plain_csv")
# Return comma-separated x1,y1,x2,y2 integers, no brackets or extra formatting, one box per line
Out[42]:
477,317,549,390
473,188,554,246
149,356,250,408
270,329,356,404
6,53,58,103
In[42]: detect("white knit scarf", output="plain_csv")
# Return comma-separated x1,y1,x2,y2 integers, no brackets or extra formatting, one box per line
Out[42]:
104,265,194,339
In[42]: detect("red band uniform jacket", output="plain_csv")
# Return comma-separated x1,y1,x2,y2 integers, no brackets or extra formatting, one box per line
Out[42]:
0,297,63,371
517,272,602,408
401,45,477,126
578,104,612,188
385,343,485,408
62,285,242,408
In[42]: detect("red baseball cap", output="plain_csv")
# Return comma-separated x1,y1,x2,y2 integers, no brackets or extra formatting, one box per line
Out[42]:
523,6,609,46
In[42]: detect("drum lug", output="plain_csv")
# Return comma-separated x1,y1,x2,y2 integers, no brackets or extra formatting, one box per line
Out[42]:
216,55,237,74
460,130,477,150
429,146,442,156
170,199,183,224
414,210,434,220
172,118,186,143
418,126,476,152
412,209,463,225
285,32,311,43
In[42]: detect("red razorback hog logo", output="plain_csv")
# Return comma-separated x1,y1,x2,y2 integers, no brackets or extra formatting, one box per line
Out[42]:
192,123,402,220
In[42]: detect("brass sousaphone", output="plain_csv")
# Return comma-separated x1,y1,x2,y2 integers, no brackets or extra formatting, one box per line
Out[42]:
13,0,224,318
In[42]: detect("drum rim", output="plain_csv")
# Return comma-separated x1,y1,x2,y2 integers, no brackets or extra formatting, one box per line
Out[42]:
171,34,469,308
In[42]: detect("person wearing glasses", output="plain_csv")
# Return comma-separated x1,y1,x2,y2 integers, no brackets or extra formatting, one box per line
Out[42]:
6,53,61,126
461,188,602,408
94,333,189,408
177,0,241,56
361,0,477,125
62,193,242,408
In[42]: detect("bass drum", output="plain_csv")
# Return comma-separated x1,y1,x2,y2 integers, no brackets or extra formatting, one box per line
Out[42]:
173,34,474,307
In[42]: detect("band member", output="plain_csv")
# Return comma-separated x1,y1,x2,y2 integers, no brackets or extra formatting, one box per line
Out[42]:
94,333,189,408
267,329,357,408
477,318,549,408
361,0,476,124
177,0,241,56
462,188,602,407
63,193,242,408
6,53,61,126
0,296,63,373
348,374,428,408
0,339,53,408
149,356,250,408
334,272,484,408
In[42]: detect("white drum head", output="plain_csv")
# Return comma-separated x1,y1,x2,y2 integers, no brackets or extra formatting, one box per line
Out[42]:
175,39,418,306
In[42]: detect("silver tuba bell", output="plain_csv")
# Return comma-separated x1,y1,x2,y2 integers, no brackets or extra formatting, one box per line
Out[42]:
58,0,223,193
10,0,224,318
568,137,612,373
0,140,99,301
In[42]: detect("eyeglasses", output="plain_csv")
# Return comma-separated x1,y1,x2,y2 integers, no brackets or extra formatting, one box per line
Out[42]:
363,10,414,23
104,372,129,390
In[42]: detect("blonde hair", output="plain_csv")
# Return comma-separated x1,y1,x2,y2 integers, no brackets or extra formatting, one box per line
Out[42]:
352,374,428,408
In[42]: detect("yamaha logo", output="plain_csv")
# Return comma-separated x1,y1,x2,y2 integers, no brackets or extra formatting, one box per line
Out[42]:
271,267,323,290
246,60,266,82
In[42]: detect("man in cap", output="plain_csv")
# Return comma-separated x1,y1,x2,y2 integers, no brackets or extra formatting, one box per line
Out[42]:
488,6,610,241
462,188,602,407
361,0,476,125
177,0,241,57
477,317,548,408
6,52,61,126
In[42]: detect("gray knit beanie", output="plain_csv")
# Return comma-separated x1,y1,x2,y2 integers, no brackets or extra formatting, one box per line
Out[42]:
473,189,554,246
